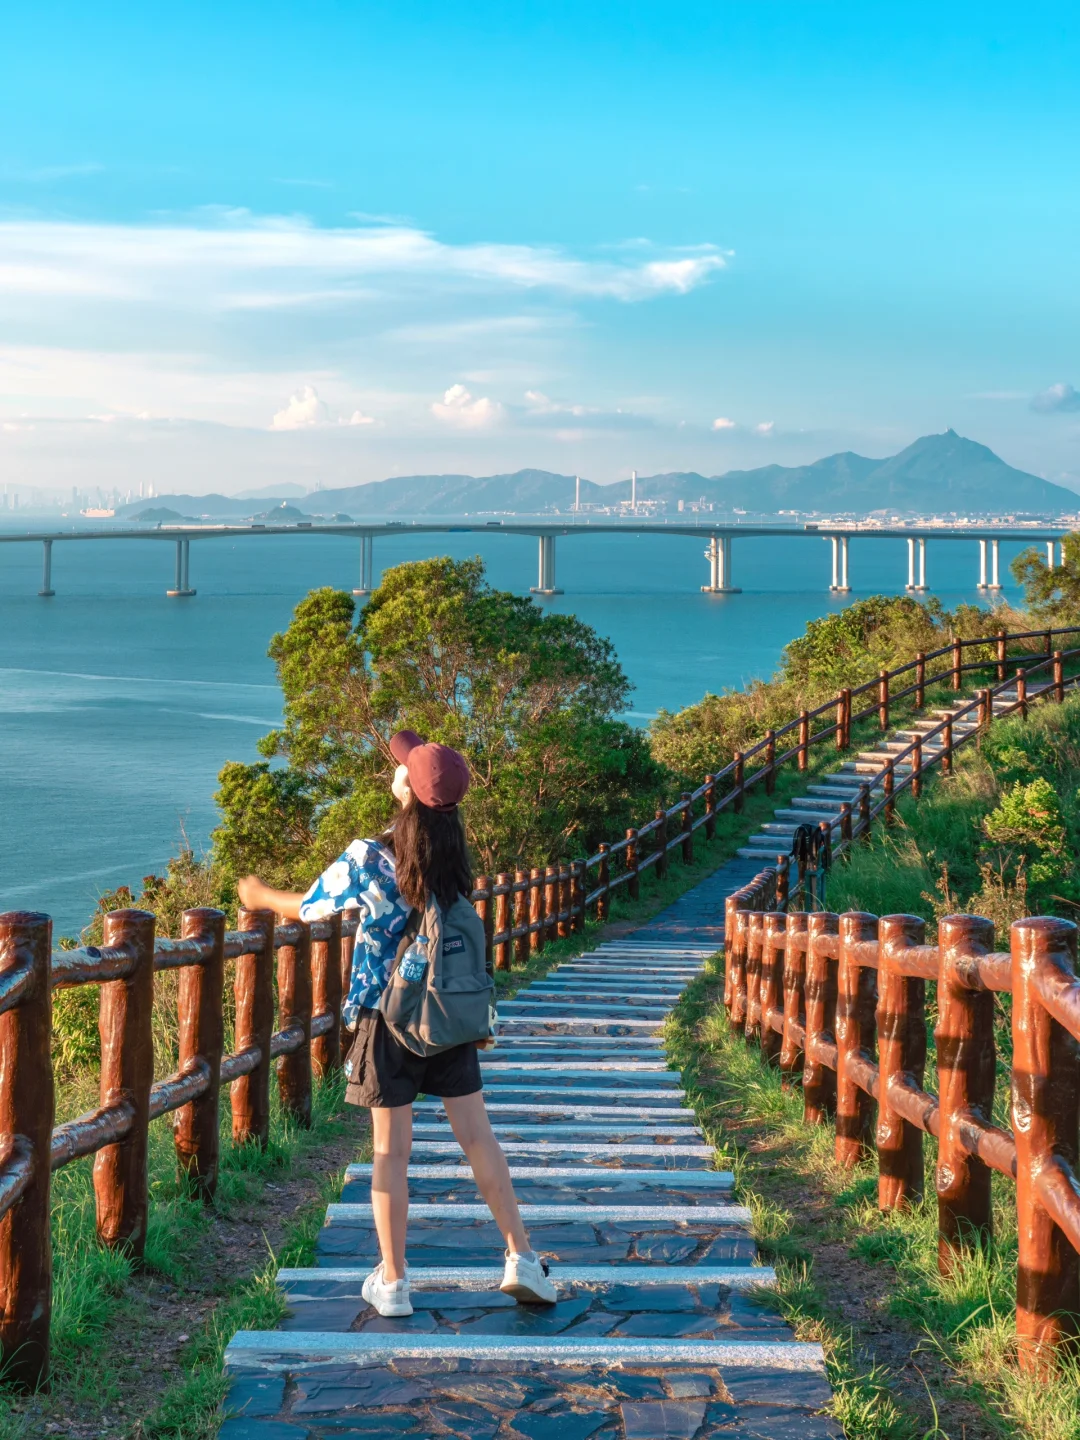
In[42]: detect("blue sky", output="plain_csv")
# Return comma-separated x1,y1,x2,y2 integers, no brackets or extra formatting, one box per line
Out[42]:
2,1,1079,494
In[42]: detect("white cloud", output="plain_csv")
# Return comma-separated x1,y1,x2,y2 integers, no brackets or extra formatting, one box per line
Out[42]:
754,421,775,436
0,214,726,310
1032,383,1080,414
431,384,502,429
341,410,376,426
271,385,329,430
712,416,736,430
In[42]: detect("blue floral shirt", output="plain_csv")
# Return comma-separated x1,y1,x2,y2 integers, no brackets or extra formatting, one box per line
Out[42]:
298,839,413,1027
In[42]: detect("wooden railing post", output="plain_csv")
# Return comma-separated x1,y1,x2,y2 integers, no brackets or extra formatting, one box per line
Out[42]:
528,868,543,954
732,754,745,814
843,688,852,749
680,794,694,863
544,865,559,942
1016,668,1028,721
558,864,571,939
775,855,790,910
745,912,764,1045
942,717,953,776
275,921,313,1128
911,735,923,799
338,922,355,1067
764,733,776,795
1011,916,1080,1371
233,908,275,1147
883,757,895,824
704,776,717,839
877,914,928,1211
1043,628,1053,661
1054,650,1065,704
834,694,844,750
723,893,739,1020
997,628,1007,683
915,652,926,709
878,669,890,731
729,910,750,1036
513,870,530,966
798,711,810,770
839,802,852,844
625,829,640,901
494,872,512,971
173,908,226,1195
655,809,669,879
94,908,156,1254
596,845,611,924
570,861,585,934
0,911,55,1387
780,912,808,1086
952,636,962,690
835,911,878,1168
804,912,839,1124
310,910,342,1077
760,913,785,1065
936,914,995,1272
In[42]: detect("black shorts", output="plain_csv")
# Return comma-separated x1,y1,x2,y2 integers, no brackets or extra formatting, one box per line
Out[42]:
343,1007,483,1109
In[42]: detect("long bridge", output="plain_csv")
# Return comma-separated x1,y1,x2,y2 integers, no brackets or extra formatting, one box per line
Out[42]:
0,518,1069,598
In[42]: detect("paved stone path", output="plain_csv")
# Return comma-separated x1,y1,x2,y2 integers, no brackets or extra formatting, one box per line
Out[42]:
222,872,838,1440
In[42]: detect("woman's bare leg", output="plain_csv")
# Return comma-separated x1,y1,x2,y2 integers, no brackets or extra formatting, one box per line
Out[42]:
369,1104,412,1281
444,1092,531,1254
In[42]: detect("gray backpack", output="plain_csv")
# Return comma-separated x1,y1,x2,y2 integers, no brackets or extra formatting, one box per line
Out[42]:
377,894,496,1057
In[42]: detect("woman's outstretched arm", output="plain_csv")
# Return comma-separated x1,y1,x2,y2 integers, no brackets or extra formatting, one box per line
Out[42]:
236,875,306,920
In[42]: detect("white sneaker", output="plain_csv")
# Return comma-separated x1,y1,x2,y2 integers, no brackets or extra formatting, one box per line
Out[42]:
500,1250,557,1305
361,1261,413,1317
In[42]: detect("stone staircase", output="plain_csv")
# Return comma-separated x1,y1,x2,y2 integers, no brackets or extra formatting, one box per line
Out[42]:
735,683,1040,865
220,876,835,1439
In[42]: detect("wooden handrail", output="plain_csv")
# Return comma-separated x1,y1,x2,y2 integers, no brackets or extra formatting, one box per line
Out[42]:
726,875,1080,1375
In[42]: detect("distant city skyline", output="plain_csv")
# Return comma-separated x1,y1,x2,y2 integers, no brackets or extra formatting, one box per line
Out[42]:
2,2,1079,495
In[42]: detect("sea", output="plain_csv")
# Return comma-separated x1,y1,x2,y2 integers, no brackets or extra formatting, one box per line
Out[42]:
0,520,1029,935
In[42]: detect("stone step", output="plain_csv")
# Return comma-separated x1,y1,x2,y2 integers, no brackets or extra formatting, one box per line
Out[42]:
408,1143,714,1167
497,1002,672,1019
789,795,847,811
495,1018,664,1035
414,1100,697,1120
340,1166,735,1206
411,1123,702,1143
471,1085,688,1104
315,1206,760,1267
771,808,840,824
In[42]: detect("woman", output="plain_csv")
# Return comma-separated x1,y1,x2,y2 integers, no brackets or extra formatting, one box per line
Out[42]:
237,729,556,1317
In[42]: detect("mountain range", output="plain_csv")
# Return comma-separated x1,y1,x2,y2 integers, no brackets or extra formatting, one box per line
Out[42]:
120,431,1078,521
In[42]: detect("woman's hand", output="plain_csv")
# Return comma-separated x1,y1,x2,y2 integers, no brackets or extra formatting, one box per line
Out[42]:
237,875,269,910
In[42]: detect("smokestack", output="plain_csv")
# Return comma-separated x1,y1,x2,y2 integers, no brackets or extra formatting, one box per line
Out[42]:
631,469,637,511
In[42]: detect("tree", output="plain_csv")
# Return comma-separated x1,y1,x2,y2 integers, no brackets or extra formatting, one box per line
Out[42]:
1012,532,1080,620
213,557,666,882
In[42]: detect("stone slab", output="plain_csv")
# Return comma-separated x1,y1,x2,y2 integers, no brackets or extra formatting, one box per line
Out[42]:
347,1165,733,1187
415,1101,695,1119
226,1331,824,1370
326,1204,751,1225
277,1266,775,1289
498,1002,671,1017
411,1124,701,1142
409,1143,713,1164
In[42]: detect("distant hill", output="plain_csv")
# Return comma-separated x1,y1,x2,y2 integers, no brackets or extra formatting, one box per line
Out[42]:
117,432,1079,520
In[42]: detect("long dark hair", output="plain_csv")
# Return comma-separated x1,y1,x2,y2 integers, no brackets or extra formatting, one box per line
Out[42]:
391,799,473,911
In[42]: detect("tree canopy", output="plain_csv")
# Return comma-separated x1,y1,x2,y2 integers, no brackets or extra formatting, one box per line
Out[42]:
213,557,664,884
1012,533,1080,621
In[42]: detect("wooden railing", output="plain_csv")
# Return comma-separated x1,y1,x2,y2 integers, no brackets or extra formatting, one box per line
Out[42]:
0,904,360,1386
556,623,1080,936
724,871,1080,1373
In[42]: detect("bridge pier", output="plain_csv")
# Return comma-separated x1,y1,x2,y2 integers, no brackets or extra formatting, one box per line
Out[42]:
1047,539,1058,569
906,537,928,592
166,538,196,597
352,534,374,596
39,539,55,597
988,538,1001,591
530,534,562,596
701,535,740,593
828,535,850,593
